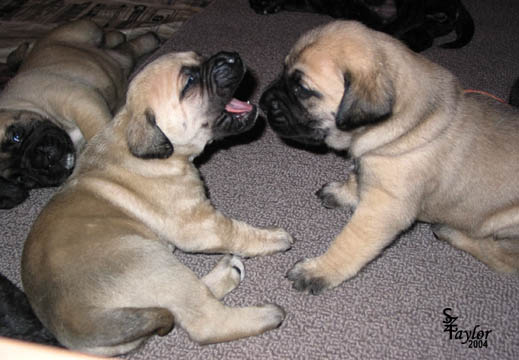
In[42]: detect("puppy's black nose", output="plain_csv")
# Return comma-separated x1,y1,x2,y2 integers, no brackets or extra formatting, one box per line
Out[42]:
32,136,62,168
213,51,242,69
259,91,271,112
209,51,245,92
211,52,244,79
259,88,281,114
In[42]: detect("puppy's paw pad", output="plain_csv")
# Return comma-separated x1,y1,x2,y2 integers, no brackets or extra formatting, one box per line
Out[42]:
430,224,458,244
316,183,343,209
316,180,356,209
214,255,244,284
229,255,245,281
286,259,334,295
430,224,443,240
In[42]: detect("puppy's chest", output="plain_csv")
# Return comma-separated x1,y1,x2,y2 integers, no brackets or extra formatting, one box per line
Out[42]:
145,167,206,204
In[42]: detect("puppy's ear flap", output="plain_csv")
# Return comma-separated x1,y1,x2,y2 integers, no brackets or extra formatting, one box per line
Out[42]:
126,108,174,159
335,72,394,131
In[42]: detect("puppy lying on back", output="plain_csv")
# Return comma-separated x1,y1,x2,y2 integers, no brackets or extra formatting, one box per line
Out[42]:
22,51,293,356
260,21,519,295
0,20,159,209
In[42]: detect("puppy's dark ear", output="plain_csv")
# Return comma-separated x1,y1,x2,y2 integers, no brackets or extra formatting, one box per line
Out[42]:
6,42,29,71
335,72,394,131
126,108,174,159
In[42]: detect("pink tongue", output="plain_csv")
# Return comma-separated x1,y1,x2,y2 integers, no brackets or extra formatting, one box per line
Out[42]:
225,98,253,113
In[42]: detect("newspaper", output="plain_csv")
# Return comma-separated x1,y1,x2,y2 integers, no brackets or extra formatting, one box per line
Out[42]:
0,0,213,62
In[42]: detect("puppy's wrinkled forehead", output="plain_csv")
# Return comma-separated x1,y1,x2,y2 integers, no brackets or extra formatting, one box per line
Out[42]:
0,110,43,143
0,110,23,129
285,21,379,84
0,111,13,140
127,51,203,112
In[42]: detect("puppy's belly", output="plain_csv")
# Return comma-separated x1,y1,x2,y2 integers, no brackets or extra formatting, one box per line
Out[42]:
419,195,519,237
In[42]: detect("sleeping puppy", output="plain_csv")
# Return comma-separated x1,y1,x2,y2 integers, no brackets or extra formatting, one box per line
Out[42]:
260,21,519,295
22,51,293,356
0,20,159,209
249,0,474,52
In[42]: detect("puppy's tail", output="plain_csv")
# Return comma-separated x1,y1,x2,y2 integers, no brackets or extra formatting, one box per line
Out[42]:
0,273,60,346
439,1,475,49
509,78,519,108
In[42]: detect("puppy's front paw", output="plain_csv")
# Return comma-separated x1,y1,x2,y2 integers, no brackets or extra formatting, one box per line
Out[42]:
240,227,294,257
316,182,346,209
259,227,294,254
316,178,358,209
286,258,342,295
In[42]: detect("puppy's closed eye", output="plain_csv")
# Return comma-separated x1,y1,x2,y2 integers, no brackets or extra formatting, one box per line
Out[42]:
293,83,313,99
289,70,321,101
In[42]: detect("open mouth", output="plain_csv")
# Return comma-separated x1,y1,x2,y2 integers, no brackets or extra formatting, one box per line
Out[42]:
213,97,258,138
224,98,255,119
207,51,258,137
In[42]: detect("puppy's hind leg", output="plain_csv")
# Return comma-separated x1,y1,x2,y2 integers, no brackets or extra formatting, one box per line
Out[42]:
123,32,161,58
157,257,284,344
103,30,127,49
180,300,285,345
432,224,519,273
109,32,160,76
65,307,174,357
202,255,244,299
45,20,105,46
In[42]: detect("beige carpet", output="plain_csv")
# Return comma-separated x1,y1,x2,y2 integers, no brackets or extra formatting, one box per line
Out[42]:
1,0,518,359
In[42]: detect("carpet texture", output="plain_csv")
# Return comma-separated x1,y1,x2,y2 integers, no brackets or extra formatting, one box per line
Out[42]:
1,0,519,359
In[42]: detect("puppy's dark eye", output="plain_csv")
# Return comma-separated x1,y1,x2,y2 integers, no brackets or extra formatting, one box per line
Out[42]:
293,83,313,99
180,67,200,99
184,74,196,91
11,130,24,144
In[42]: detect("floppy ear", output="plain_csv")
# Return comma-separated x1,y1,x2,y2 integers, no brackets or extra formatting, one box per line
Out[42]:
335,72,394,131
126,108,174,159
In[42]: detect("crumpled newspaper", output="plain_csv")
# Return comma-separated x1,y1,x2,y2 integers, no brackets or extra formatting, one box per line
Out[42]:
0,0,213,63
